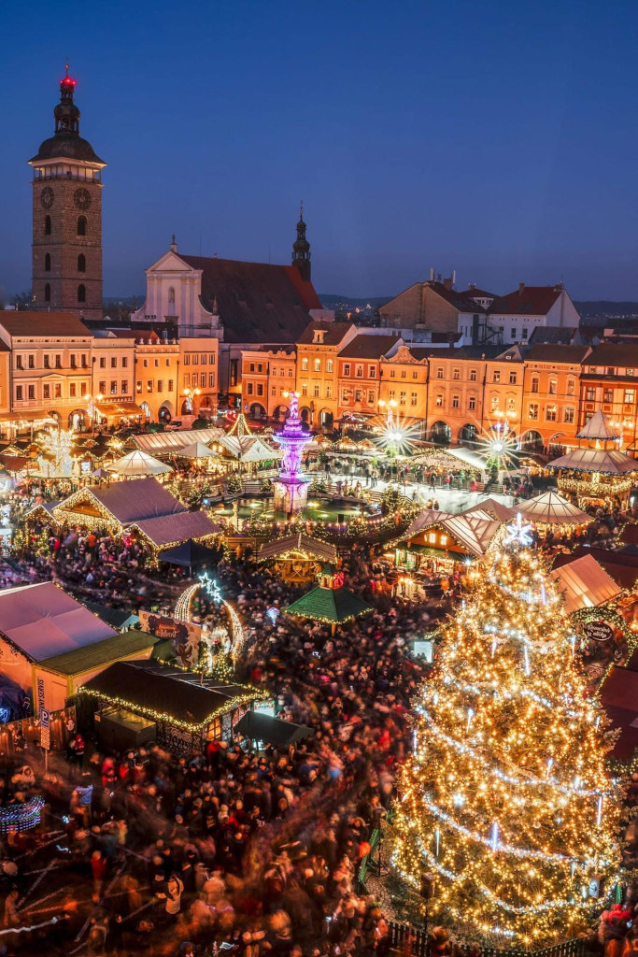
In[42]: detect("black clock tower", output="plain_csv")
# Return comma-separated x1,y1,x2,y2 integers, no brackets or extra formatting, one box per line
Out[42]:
29,65,106,321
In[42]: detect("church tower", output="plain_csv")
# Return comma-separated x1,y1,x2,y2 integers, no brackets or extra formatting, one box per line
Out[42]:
29,66,106,321
292,204,311,282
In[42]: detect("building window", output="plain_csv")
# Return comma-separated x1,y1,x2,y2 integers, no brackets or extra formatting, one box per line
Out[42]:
78,284,86,303
327,359,333,373
28,355,35,369
436,368,443,379
343,363,351,376
44,355,50,369
355,364,363,377
313,385,320,397
110,381,117,395
157,380,164,393
256,384,264,397
54,383,61,399
15,386,22,401
121,381,128,394
369,365,377,378
147,381,153,393
28,385,35,401
390,370,396,378
185,355,191,366
80,382,88,396
567,379,575,395
586,387,596,401
530,377,539,393
201,355,207,366
302,385,308,397
110,357,117,368
412,371,418,379
411,392,418,406
99,380,106,393
55,355,61,369
545,405,557,422
314,358,321,372
564,407,575,423
435,394,443,407
44,283,51,302
43,385,50,400
453,368,460,380
99,357,106,368
509,371,517,384
491,396,499,411
301,358,309,371
492,370,500,383
549,379,557,395
168,287,175,304
136,381,142,393
469,369,477,381
77,215,87,236
69,383,76,398
209,373,215,388
355,389,362,402
397,391,405,405
603,389,613,403
122,357,128,368
522,328,528,340
77,254,86,272
155,359,160,368
510,328,516,339
452,394,460,409
246,383,254,396
167,379,173,391
45,253,51,271
389,390,395,400
507,397,516,412
468,396,476,411
44,215,51,235
528,403,539,420
625,389,635,404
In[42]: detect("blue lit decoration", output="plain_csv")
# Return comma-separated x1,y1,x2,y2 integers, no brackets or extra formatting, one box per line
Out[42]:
266,606,280,624
0,796,45,833
0,707,11,725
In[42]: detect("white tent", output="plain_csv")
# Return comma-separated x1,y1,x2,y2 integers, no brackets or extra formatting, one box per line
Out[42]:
549,555,622,615
517,489,592,526
107,449,174,477
217,435,281,462
577,411,621,442
177,441,218,459
463,498,515,523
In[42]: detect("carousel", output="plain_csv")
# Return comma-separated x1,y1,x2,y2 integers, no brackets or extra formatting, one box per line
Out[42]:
549,412,638,506
258,532,338,583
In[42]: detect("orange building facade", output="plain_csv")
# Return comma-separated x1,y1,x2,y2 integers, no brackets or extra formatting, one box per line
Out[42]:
241,347,296,421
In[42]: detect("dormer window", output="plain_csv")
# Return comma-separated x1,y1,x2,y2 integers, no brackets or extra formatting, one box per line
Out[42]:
313,329,325,344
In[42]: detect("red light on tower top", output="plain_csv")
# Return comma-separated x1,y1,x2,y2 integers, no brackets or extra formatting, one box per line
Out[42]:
60,62,76,91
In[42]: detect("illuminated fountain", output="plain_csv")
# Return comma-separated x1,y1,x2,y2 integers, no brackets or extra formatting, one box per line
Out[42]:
272,392,312,514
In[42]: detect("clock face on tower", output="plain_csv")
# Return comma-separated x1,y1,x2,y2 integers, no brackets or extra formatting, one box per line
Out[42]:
40,187,54,209
74,188,91,210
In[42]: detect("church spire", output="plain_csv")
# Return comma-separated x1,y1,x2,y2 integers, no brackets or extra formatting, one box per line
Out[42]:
292,202,311,282
55,62,79,135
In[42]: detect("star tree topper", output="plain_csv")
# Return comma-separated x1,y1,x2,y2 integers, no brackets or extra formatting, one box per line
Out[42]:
504,512,534,547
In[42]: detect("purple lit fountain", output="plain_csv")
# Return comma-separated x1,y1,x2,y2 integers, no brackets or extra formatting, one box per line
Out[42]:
272,392,312,514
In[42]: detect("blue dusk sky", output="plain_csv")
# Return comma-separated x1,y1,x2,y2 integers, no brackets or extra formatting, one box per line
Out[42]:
1,0,637,301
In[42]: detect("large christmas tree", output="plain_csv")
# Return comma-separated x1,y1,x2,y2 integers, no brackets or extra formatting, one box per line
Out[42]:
393,525,622,943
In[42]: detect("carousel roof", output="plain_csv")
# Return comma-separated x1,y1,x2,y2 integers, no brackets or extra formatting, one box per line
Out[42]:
258,532,337,563
404,509,502,558
285,586,372,623
577,411,621,442
548,447,638,475
549,554,622,615
107,449,174,476
516,489,593,526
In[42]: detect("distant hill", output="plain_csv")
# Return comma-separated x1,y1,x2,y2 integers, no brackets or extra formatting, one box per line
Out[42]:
574,301,638,322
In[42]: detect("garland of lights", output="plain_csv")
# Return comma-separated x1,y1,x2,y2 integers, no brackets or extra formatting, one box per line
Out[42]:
391,530,623,943
0,796,44,833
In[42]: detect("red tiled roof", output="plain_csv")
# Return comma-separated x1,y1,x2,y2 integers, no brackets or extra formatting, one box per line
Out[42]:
338,335,400,360
0,312,91,337
180,256,321,345
525,344,590,364
488,285,563,316
297,321,355,346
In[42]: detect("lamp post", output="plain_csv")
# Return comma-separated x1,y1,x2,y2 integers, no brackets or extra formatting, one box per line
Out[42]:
86,393,104,432
182,387,201,417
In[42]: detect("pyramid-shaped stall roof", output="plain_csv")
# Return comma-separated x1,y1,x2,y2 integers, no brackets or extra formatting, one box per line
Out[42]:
577,411,621,442
285,586,372,624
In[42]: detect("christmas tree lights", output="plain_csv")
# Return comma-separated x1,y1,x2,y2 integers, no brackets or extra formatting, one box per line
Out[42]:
392,535,622,943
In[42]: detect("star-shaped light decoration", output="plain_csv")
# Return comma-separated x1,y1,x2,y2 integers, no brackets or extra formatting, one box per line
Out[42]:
198,572,222,603
504,513,534,548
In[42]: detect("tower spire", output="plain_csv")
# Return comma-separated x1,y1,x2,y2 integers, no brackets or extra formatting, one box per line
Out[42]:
292,204,311,282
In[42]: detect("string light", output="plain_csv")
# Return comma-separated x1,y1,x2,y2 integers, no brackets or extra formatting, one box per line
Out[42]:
392,544,622,941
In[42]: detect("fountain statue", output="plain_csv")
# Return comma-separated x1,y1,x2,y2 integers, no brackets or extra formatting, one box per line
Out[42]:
272,392,312,514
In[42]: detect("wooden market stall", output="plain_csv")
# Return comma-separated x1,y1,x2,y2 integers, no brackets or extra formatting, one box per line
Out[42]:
258,532,337,583
81,659,265,756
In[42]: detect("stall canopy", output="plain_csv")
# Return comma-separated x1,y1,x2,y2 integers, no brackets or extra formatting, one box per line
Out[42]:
107,449,173,477
130,511,221,550
234,711,313,747
463,498,515,523
217,435,281,462
404,509,502,558
133,428,224,456
549,554,622,615
517,489,593,526
548,447,638,474
82,660,261,732
176,442,218,459
285,586,372,624
258,532,337,564
0,581,117,660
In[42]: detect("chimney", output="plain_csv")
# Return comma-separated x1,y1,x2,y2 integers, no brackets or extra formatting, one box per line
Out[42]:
518,282,525,295
443,276,453,290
